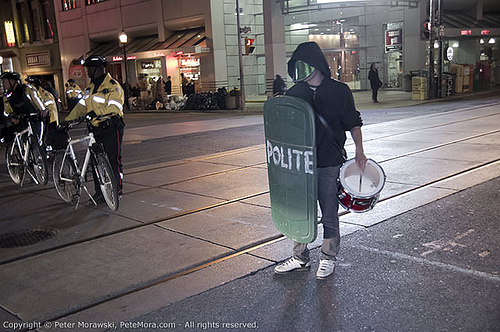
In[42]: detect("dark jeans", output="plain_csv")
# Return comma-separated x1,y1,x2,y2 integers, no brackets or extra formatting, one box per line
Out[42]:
293,165,341,262
372,88,379,102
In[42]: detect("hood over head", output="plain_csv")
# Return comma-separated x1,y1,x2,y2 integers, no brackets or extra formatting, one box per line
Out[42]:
288,42,331,81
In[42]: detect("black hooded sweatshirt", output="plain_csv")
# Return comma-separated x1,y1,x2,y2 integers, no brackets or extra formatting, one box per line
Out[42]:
286,41,363,167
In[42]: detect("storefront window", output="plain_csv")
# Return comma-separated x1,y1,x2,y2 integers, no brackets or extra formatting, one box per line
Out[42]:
85,0,106,6
61,0,77,11
384,22,404,88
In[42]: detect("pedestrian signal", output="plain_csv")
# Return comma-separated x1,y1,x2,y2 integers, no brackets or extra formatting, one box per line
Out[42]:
245,38,255,54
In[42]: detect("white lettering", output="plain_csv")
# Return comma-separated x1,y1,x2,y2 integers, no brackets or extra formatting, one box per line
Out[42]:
266,140,314,175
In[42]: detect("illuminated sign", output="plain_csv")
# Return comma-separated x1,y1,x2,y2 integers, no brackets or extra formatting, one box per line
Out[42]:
385,29,402,52
481,30,490,35
5,21,16,45
180,58,200,67
460,30,472,36
112,55,137,61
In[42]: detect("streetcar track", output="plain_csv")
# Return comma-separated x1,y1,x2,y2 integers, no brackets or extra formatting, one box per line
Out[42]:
1,110,499,266
1,104,500,326
8,157,500,329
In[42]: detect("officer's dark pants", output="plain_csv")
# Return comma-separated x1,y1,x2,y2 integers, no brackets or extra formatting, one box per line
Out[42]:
92,118,125,195
293,165,341,262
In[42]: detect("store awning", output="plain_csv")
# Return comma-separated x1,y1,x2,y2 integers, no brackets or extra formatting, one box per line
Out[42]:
441,12,500,38
0,50,17,58
442,12,500,29
86,28,207,59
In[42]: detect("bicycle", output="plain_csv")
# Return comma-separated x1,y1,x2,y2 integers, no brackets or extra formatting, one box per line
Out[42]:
5,113,48,186
52,114,119,211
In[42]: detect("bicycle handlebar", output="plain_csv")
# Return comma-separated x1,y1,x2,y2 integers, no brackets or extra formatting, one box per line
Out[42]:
59,112,118,130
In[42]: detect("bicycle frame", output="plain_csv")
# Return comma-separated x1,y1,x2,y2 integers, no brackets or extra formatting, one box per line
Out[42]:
10,120,40,185
58,130,98,208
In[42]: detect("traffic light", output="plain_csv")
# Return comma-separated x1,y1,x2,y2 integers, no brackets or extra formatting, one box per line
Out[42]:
421,21,430,40
245,38,255,54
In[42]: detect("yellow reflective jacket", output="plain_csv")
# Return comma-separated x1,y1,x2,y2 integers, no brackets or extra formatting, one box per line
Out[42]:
65,83,82,99
2,84,46,118
32,86,59,125
66,73,124,126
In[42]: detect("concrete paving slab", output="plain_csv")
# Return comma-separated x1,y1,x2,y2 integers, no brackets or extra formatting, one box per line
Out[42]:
51,253,273,332
0,199,140,263
125,161,240,187
239,192,271,208
158,201,278,251
201,147,266,167
162,167,269,201
340,185,455,227
374,181,417,200
410,142,497,163
430,160,500,191
123,115,263,142
380,157,478,186
350,139,434,157
0,225,231,322
111,188,225,222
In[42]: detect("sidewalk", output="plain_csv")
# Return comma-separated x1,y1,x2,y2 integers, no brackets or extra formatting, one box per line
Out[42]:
0,94,499,331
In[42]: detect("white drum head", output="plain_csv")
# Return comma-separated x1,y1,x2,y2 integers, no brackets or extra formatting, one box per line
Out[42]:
339,159,385,198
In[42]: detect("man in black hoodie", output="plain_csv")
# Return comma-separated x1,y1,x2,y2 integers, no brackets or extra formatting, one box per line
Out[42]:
274,42,367,279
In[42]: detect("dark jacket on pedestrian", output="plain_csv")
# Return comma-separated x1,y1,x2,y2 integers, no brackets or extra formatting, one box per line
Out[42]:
286,41,363,167
368,65,382,90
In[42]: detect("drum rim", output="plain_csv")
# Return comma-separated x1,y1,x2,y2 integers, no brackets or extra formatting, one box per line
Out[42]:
339,158,386,199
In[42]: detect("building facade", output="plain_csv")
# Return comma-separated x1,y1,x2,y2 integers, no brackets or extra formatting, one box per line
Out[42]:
0,0,63,97
3,0,497,103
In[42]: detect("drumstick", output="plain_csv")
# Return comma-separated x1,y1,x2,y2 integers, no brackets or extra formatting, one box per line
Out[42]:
358,171,363,192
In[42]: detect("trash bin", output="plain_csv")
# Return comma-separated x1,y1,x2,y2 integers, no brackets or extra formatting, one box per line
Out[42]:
226,88,241,109
403,74,412,92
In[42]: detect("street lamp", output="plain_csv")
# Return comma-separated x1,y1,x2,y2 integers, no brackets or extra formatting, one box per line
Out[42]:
119,30,129,89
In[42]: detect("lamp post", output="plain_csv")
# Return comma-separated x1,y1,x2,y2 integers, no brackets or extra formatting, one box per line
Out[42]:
119,30,129,89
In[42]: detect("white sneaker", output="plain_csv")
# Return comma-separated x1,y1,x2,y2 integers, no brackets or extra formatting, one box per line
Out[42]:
316,259,335,279
274,257,310,274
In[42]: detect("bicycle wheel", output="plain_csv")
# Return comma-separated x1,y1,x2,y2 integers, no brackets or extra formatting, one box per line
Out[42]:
94,153,119,211
52,152,79,204
5,141,24,185
29,139,48,185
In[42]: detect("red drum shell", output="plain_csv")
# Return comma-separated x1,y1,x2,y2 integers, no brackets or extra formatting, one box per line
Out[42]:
337,159,385,213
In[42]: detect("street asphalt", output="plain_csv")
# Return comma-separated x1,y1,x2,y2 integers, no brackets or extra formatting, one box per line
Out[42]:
128,177,500,332
0,87,499,332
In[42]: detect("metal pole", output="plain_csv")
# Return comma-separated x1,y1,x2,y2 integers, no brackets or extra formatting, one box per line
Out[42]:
437,0,443,98
428,0,435,99
123,45,128,88
236,0,246,110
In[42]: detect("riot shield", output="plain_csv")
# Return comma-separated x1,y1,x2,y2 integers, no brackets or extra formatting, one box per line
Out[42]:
263,96,317,243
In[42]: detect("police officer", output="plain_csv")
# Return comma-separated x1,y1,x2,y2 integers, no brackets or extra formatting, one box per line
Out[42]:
1,72,47,143
26,76,60,151
65,55,125,200
65,78,82,111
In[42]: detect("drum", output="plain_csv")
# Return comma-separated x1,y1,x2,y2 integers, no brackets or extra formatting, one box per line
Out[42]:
337,158,386,213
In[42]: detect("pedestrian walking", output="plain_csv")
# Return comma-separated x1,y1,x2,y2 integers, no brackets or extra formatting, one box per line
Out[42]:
368,63,382,103
272,74,287,96
275,41,367,279
181,73,188,96
164,76,172,95
65,55,125,200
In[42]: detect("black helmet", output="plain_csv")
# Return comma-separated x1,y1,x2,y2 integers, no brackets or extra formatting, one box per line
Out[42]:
26,76,42,86
83,56,107,68
0,71,21,81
